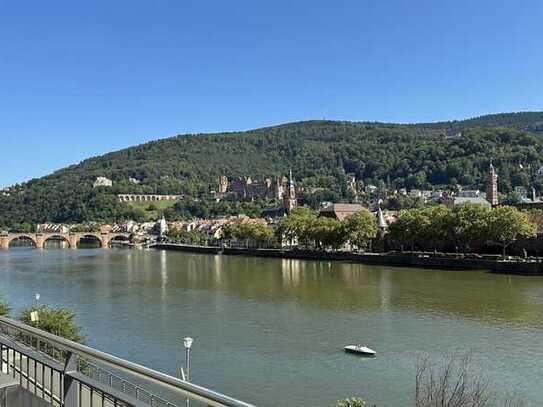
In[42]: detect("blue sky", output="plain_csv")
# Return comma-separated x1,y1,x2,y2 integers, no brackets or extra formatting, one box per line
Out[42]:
1,0,542,188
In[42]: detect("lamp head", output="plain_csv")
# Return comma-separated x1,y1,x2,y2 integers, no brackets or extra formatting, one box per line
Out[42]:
183,337,193,349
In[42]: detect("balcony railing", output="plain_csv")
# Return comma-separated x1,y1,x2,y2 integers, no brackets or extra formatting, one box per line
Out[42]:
0,316,255,407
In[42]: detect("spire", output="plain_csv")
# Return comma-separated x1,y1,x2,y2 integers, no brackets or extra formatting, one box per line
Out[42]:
377,207,387,229
283,169,297,213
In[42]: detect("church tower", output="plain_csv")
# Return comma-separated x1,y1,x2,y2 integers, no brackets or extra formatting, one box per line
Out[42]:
274,176,285,200
486,162,498,206
282,170,297,213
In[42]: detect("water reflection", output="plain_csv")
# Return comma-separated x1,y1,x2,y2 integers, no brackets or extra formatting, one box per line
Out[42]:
1,249,543,406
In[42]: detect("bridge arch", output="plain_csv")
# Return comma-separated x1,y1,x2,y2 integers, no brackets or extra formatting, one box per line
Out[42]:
42,234,72,249
74,233,105,249
105,233,131,247
6,234,37,248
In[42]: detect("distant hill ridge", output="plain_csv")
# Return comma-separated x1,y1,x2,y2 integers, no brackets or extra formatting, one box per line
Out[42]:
1,111,543,226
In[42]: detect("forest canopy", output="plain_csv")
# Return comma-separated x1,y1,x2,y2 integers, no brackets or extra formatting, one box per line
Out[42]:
1,112,543,227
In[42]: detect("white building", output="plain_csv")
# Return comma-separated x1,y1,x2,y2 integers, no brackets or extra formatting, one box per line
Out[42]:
157,214,168,238
514,186,528,199
457,190,483,198
93,177,113,188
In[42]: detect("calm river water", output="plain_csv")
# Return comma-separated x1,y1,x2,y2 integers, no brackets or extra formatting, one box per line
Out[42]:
1,247,543,406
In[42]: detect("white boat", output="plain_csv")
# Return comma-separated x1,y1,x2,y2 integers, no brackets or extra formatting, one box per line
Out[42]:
344,344,376,356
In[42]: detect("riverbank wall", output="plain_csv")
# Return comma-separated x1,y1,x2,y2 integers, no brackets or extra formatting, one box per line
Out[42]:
151,243,222,254
151,244,543,275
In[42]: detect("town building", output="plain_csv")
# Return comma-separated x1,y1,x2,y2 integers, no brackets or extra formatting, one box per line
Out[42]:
346,175,358,196
514,186,528,200
93,177,113,188
457,190,483,198
218,176,229,194
217,174,286,199
156,214,168,238
319,203,365,221
261,171,298,219
441,163,498,207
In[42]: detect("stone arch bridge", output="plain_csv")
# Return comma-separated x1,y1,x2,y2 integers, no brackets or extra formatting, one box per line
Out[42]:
0,232,130,249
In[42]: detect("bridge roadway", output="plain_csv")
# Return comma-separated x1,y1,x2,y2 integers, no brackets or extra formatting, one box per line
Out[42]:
0,232,130,249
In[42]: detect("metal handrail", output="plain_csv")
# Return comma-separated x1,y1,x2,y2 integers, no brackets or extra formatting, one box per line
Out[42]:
0,316,255,407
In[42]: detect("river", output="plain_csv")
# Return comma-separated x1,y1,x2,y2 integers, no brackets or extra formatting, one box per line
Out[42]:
1,247,542,406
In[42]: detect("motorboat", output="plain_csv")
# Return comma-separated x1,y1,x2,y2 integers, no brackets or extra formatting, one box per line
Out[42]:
344,344,376,356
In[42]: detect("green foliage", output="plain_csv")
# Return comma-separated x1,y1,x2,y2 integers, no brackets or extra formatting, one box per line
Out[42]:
2,113,543,226
278,207,377,251
223,221,275,247
448,203,492,250
343,209,378,250
19,305,85,343
389,203,537,254
278,207,319,247
0,295,10,316
388,208,430,250
307,217,346,250
487,206,537,255
335,398,366,407
167,228,208,245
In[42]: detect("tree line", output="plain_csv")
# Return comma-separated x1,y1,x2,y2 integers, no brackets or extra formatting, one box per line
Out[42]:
388,203,536,255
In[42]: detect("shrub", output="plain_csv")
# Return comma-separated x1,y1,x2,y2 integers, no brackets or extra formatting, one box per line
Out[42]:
19,305,85,343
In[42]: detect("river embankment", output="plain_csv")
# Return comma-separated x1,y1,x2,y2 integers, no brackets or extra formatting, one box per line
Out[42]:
150,243,543,275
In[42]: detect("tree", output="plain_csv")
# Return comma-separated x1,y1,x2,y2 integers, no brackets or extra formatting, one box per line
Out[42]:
223,221,274,248
0,295,9,316
415,353,525,407
486,206,537,256
19,305,85,343
278,207,318,247
449,203,492,252
336,398,366,407
343,210,377,251
307,217,346,250
420,205,452,251
389,208,430,251
167,228,208,245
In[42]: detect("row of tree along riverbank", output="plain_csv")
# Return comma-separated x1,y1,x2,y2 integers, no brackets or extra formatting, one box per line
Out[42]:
151,243,543,275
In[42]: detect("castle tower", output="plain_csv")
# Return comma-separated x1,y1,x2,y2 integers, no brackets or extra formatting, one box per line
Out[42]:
274,176,285,200
218,175,228,194
486,162,498,206
282,170,297,213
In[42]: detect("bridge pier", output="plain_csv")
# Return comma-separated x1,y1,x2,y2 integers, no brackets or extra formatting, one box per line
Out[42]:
0,236,8,250
68,234,79,249
100,234,110,249
35,234,45,250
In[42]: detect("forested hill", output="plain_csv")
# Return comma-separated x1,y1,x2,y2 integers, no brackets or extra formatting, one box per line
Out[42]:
2,111,543,227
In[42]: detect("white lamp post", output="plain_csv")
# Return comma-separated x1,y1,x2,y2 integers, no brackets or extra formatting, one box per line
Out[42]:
182,337,193,407
182,337,193,381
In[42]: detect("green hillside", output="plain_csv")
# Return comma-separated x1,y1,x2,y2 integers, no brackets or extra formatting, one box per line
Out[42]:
2,112,543,228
